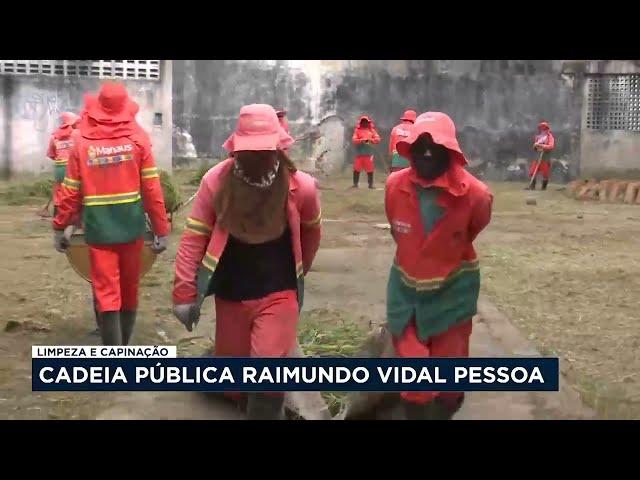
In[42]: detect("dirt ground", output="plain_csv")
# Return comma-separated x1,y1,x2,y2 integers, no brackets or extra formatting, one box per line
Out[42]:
0,169,634,419
476,182,640,419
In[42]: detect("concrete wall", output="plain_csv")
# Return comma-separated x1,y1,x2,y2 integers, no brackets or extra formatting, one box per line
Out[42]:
0,60,173,176
578,60,640,178
173,60,582,181
580,130,640,177
172,60,317,161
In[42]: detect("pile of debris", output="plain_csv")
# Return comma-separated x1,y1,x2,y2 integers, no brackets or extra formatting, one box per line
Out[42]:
565,179,640,204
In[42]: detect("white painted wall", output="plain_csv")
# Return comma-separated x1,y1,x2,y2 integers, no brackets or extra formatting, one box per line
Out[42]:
0,60,172,175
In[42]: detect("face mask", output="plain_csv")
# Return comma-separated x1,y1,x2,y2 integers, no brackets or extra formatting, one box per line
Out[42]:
410,135,451,180
233,151,280,188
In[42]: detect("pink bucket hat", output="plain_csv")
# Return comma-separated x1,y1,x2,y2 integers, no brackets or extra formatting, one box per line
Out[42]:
396,111,468,166
400,109,417,123
223,104,294,153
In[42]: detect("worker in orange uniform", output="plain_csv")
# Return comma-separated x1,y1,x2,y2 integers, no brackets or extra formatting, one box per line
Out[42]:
385,112,493,420
527,121,555,190
172,104,321,419
52,82,170,346
351,115,381,189
41,112,80,217
48,110,100,332
388,109,416,172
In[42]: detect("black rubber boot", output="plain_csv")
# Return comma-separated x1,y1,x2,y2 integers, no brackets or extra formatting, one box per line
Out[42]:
120,310,137,346
402,396,463,420
99,311,122,346
246,393,285,420
352,171,360,188
402,401,432,420
430,395,465,420
367,172,374,189
528,179,537,190
428,400,457,420
542,179,548,191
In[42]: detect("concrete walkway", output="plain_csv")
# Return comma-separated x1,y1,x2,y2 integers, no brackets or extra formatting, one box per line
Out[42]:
455,298,594,420
96,240,595,420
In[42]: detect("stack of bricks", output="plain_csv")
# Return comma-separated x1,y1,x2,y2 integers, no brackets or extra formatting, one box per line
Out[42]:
565,179,640,204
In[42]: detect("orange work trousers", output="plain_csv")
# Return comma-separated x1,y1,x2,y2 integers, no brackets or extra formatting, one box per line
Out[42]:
214,289,299,358
528,160,550,180
354,155,374,173
89,238,143,313
214,289,299,401
392,319,472,407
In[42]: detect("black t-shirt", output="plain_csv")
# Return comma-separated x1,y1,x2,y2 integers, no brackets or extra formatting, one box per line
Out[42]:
212,227,297,301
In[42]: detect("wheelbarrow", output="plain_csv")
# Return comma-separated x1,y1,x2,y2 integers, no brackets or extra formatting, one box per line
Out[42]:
63,217,168,334
65,228,159,283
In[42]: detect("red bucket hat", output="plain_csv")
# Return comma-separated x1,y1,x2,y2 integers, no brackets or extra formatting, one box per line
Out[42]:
396,112,468,166
84,82,138,123
60,111,79,127
400,109,417,123
358,115,373,126
538,121,550,130
223,104,294,153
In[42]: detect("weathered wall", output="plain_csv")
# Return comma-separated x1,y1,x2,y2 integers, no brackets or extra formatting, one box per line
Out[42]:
173,60,582,181
578,60,640,178
173,60,316,160
580,131,640,177
0,60,172,175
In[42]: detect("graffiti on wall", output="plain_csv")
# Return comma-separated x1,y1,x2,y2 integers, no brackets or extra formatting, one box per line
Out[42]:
14,89,75,133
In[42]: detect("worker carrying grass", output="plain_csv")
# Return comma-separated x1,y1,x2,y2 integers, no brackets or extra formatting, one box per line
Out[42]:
172,104,322,420
52,82,170,346
43,112,80,217
388,109,416,173
385,112,493,420
351,115,381,189
526,121,555,191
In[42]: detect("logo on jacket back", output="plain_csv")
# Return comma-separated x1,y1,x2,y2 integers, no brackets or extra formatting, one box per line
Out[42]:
396,128,411,137
87,144,134,166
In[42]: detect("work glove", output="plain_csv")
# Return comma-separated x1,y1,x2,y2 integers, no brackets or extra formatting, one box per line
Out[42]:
151,235,168,254
173,303,201,332
53,229,70,253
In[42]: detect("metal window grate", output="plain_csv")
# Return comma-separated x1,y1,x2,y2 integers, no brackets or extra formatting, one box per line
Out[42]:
586,74,640,132
0,60,161,81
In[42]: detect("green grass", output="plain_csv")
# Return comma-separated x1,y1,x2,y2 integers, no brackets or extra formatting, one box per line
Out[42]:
298,307,370,415
298,308,369,357
319,170,387,219
159,170,182,213
181,159,226,187
0,176,53,206
188,164,212,186
477,181,640,419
